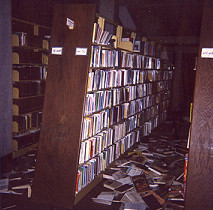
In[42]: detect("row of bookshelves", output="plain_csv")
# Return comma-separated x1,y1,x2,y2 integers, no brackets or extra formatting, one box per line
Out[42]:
77,129,140,194
82,97,170,141
77,106,169,194
82,111,138,141
84,85,170,116
11,18,50,157
90,46,161,69
31,7,173,209
87,68,172,92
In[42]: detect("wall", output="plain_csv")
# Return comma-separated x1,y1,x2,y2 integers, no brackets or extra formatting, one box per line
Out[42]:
0,0,12,157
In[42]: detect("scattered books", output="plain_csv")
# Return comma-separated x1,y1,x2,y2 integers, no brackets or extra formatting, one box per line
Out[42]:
91,129,186,208
131,174,150,193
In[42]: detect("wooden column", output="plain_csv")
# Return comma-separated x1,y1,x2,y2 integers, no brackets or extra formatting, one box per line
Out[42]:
185,0,213,209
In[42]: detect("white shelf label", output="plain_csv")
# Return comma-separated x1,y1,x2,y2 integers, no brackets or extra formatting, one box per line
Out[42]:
66,18,74,29
75,47,87,56
51,47,63,55
201,48,213,58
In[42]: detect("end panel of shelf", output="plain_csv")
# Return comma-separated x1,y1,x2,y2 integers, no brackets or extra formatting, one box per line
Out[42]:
32,4,96,209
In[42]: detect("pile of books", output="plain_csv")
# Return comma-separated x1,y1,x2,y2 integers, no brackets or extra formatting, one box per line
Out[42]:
0,150,37,209
92,126,187,209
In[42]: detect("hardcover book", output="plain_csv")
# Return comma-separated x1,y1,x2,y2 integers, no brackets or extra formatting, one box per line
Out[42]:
103,180,123,190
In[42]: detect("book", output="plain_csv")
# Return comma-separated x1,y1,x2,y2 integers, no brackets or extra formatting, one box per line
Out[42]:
112,170,126,180
103,180,123,190
114,184,134,194
124,190,146,204
102,168,120,180
127,168,143,177
131,174,150,194
0,179,9,191
153,175,176,185
119,202,147,210
143,190,165,206
92,191,117,205
142,193,163,210
116,176,132,185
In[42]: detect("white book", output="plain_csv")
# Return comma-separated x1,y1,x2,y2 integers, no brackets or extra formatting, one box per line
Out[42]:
125,190,146,204
117,176,132,185
0,178,8,191
92,191,116,205
127,168,143,177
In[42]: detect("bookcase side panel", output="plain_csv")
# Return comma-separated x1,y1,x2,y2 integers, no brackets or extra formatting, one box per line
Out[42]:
32,4,96,209
185,0,213,209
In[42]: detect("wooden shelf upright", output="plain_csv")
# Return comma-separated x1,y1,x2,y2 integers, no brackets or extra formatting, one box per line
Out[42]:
32,4,96,209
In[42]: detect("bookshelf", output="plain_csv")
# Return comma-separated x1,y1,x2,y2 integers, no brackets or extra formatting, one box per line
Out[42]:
32,4,172,209
11,18,51,158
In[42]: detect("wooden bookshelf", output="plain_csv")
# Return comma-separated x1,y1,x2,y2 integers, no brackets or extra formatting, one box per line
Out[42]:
32,3,173,209
12,18,50,158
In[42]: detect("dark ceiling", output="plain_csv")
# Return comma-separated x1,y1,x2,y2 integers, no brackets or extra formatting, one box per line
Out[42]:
12,0,204,45
119,0,204,44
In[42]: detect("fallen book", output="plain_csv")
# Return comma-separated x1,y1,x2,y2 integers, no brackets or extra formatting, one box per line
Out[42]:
131,174,150,194
104,180,123,190
153,175,176,185
102,168,119,180
92,191,117,205
142,190,165,206
142,193,163,210
119,202,147,210
114,184,134,194
123,190,146,204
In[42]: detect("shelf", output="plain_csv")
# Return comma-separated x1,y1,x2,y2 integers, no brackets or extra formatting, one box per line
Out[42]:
12,46,49,53
11,16,51,160
12,143,38,158
13,95,44,115
12,17,51,30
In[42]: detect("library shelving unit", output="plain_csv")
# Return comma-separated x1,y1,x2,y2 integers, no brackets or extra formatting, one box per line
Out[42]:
32,4,172,209
11,18,51,158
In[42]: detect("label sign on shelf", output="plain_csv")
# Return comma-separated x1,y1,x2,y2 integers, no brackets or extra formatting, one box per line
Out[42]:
66,18,74,29
201,48,213,58
51,47,63,55
75,47,87,56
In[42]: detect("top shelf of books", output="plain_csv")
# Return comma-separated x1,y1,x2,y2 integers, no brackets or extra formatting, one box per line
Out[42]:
92,16,165,58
